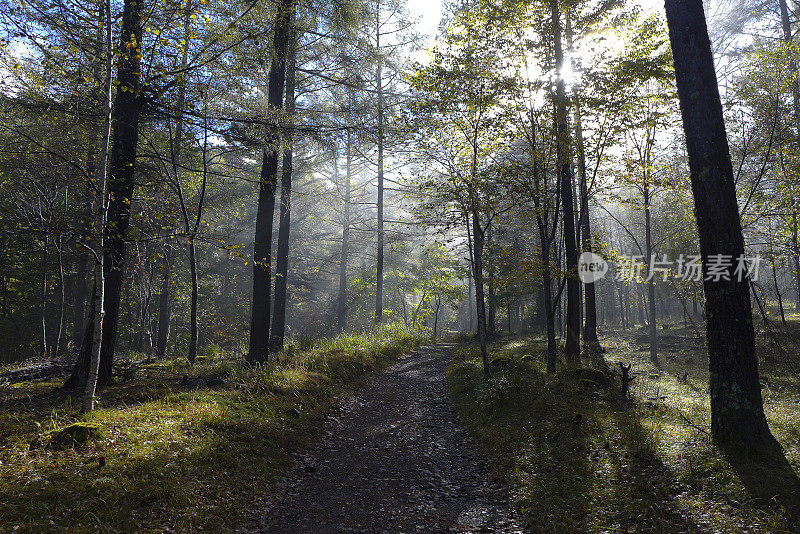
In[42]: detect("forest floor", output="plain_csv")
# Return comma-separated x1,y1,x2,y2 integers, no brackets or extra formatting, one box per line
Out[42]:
254,343,522,533
0,325,422,533
448,319,800,533
4,320,800,533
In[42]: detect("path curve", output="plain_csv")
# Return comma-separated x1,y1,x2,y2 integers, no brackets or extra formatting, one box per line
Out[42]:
256,344,524,533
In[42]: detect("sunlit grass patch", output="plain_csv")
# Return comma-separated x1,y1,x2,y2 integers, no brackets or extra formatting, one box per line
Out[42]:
0,323,422,533
448,332,800,533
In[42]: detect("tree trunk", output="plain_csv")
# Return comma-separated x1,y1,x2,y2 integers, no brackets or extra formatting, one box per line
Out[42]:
170,3,199,365
433,298,440,338
567,13,599,348
769,251,787,325
247,0,293,364
780,0,800,131
665,0,779,452
72,250,89,352
471,210,490,377
792,213,800,311
467,273,475,332
541,239,557,372
644,182,659,365
54,243,66,356
188,238,199,363
487,229,496,335
551,0,580,366
270,25,297,352
72,150,95,352
156,243,171,358
40,239,48,357
93,0,145,389
82,0,113,411
338,128,352,333
374,6,385,326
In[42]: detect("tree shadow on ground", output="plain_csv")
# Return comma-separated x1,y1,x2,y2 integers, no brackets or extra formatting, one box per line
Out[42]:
609,409,702,533
724,444,800,521
448,351,595,532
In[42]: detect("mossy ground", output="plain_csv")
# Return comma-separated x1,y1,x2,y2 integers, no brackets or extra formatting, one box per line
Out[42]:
0,324,421,533
447,316,800,533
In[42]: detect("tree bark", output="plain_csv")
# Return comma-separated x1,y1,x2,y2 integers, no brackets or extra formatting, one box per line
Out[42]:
94,0,145,388
486,228,496,335
665,0,779,452
792,213,800,311
39,238,48,357
72,150,95,352
566,12,599,348
338,127,352,333
170,3,200,365
644,181,659,365
247,0,293,363
551,0,580,365
82,0,113,411
270,24,297,352
374,5,385,326
433,297,440,338
779,0,800,130
471,210,490,377
188,238,199,362
54,241,66,356
541,238,557,372
769,249,787,325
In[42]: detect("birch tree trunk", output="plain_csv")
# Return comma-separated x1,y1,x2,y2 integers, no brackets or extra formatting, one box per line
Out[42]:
82,0,113,412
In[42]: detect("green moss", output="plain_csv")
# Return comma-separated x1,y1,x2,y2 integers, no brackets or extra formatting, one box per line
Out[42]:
448,332,798,533
47,422,102,450
0,325,422,533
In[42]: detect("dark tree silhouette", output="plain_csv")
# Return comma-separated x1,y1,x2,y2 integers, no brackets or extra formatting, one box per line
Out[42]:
550,0,580,366
664,0,780,452
247,0,294,363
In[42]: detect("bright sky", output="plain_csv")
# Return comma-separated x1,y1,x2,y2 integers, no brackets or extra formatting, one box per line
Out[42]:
406,0,444,45
405,0,665,44
404,0,666,72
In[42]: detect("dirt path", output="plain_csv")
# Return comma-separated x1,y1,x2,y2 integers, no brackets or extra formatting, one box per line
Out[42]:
256,344,523,533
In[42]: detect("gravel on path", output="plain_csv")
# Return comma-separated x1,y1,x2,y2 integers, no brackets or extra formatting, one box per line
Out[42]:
256,344,524,533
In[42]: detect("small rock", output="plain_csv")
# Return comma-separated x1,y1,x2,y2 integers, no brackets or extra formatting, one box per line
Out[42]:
48,423,102,450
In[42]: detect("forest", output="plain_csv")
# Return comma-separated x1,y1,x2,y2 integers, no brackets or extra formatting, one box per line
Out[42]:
2,0,800,531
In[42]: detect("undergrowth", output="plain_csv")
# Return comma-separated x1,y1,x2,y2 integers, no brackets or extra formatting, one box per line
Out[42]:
0,323,422,533
448,333,799,533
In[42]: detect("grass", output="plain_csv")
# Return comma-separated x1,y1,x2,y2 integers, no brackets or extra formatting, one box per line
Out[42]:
0,323,422,533
447,324,800,533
